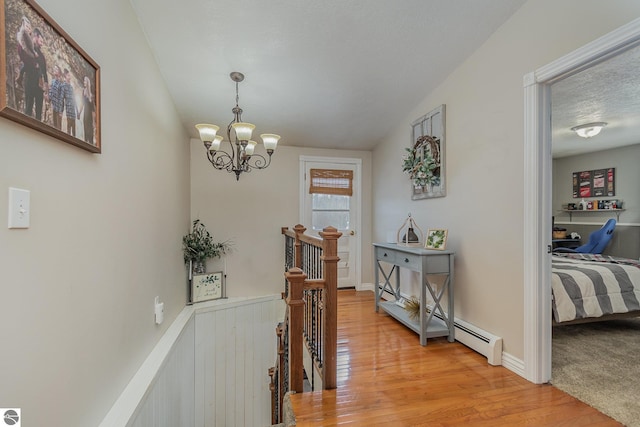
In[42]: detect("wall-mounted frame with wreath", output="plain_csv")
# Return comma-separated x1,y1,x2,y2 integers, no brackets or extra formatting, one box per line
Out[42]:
403,104,446,200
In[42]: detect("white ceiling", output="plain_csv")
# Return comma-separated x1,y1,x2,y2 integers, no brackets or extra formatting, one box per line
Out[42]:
551,42,640,158
129,0,526,150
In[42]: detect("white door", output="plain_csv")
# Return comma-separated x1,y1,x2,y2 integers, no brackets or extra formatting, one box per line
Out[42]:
300,157,360,289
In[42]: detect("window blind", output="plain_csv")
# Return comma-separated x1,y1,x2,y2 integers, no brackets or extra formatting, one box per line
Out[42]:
309,169,353,196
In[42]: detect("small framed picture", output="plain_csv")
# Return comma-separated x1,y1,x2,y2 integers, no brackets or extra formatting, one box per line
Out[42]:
425,229,448,250
191,271,223,303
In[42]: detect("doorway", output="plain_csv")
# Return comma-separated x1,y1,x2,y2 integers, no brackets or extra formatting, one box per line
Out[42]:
523,18,640,383
300,156,362,289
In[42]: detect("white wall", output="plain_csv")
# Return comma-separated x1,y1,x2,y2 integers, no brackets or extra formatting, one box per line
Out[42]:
0,0,190,425
190,142,373,296
372,0,640,360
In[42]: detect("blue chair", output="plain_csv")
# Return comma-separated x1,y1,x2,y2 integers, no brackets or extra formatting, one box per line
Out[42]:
553,218,616,254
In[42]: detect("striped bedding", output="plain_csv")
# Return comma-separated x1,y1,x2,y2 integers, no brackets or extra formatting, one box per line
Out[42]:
551,253,640,323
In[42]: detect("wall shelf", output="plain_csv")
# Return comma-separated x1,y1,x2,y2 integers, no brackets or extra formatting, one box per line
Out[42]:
562,209,624,222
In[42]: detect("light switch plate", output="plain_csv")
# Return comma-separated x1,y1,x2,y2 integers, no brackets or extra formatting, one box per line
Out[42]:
8,187,30,229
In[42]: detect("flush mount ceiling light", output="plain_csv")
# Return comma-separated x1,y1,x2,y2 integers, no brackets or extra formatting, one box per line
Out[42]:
571,122,607,138
195,72,280,181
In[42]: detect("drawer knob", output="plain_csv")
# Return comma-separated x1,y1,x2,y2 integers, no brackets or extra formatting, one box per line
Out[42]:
404,258,409,263
383,253,388,257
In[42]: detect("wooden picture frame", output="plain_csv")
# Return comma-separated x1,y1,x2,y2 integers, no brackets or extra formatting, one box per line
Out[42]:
425,228,448,250
191,271,224,303
1,0,101,153
409,104,445,200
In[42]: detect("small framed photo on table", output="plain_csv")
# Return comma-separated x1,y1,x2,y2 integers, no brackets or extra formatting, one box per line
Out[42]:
425,229,448,250
191,271,224,303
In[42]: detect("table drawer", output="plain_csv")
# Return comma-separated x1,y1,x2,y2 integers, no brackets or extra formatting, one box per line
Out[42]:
375,247,398,264
396,252,422,272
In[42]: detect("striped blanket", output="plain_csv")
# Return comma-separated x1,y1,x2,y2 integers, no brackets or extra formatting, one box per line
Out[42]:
551,253,640,323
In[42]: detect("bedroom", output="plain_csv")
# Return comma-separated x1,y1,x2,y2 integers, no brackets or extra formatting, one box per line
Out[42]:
549,41,640,423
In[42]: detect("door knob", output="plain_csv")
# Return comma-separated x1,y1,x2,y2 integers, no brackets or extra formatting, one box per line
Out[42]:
350,230,355,236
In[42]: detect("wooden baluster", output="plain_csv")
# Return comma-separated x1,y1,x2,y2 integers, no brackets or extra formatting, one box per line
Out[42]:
319,226,341,389
285,267,306,393
293,224,306,270
268,366,277,424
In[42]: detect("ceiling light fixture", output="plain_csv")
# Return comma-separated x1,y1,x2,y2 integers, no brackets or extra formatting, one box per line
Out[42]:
195,72,280,181
571,122,607,138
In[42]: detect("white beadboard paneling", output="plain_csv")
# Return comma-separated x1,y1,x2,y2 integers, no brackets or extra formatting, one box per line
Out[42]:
101,296,283,427
195,295,283,426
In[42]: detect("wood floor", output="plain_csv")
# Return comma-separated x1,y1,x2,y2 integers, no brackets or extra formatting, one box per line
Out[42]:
289,290,621,426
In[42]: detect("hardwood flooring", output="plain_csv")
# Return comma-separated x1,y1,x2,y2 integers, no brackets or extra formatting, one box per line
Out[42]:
289,290,620,426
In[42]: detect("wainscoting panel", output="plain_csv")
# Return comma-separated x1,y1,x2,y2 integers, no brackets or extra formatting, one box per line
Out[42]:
100,296,283,427
195,296,283,427
128,318,196,427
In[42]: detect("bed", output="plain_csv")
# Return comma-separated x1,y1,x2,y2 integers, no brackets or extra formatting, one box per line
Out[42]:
551,253,640,324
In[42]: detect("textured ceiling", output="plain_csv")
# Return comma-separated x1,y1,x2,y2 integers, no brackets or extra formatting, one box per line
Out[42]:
551,42,640,158
129,0,526,150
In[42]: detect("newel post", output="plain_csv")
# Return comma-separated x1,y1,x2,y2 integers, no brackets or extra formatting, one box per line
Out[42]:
285,267,306,393
319,226,341,389
293,224,306,269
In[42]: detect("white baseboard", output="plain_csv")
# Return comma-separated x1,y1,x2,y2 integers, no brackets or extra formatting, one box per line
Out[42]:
501,352,525,378
358,282,375,292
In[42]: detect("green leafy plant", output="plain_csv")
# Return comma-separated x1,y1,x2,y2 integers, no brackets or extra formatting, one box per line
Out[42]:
182,219,231,264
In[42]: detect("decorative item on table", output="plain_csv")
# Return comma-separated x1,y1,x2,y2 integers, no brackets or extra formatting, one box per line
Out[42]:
425,229,448,250
403,296,421,321
191,271,224,303
182,219,232,278
396,213,423,246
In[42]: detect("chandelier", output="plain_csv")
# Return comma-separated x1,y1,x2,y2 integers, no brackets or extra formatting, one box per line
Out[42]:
195,72,280,180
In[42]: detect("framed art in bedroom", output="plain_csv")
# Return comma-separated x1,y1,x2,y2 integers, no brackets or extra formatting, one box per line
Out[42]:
1,0,101,153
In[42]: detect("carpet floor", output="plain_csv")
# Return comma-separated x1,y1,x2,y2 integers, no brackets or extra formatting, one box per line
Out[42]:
552,318,640,427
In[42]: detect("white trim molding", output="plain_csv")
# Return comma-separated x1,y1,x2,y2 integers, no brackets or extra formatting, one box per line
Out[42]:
523,17,640,384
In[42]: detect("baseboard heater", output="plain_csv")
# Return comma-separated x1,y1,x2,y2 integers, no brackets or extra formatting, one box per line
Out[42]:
380,288,503,365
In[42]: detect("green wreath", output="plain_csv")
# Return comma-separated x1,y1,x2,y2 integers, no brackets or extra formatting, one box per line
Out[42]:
402,136,440,188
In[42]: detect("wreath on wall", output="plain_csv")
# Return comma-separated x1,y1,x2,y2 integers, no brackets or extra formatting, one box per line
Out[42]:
402,135,441,188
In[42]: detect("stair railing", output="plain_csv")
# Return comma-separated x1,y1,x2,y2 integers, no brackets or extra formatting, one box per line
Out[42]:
269,224,341,424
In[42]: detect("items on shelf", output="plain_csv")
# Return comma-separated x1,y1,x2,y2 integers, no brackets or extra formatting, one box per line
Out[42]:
564,199,622,211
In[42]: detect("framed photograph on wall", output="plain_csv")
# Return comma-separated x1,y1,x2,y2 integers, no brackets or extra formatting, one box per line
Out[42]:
1,0,101,153
425,229,448,250
406,104,446,200
191,271,224,303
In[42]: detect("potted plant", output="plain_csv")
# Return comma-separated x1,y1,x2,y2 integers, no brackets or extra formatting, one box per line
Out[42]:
182,219,231,274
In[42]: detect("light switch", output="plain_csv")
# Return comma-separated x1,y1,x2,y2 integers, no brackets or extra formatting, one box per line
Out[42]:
8,187,30,229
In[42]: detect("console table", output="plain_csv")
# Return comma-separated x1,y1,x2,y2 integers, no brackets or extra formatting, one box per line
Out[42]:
374,242,454,346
